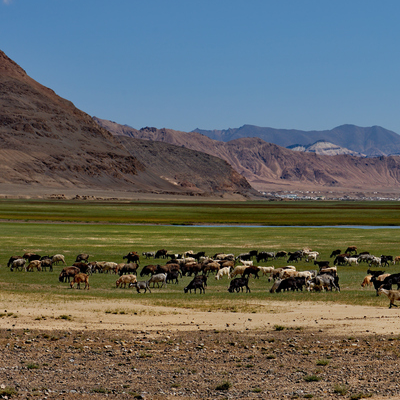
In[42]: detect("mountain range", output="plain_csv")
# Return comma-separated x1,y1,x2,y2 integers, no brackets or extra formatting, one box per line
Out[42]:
96,119,400,196
193,125,400,157
3,48,400,200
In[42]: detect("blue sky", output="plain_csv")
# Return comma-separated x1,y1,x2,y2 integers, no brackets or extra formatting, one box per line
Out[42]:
1,0,400,133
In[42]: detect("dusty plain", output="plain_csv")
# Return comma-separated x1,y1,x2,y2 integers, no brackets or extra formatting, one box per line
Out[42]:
1,293,400,399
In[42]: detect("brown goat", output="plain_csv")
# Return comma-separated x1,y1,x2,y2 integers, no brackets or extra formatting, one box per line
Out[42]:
70,273,90,290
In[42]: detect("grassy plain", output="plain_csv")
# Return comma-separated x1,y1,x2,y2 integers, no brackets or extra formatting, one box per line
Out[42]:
1,198,400,225
0,199,399,310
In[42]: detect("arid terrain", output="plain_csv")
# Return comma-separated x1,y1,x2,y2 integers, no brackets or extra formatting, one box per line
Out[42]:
1,294,400,399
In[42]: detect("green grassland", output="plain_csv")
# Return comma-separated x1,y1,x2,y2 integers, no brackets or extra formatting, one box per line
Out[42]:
0,198,400,311
1,198,400,225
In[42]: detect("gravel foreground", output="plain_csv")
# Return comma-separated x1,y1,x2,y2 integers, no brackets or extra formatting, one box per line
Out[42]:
0,328,399,399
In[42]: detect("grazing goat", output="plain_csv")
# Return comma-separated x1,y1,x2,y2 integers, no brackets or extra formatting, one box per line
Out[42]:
393,256,400,265
228,277,251,293
378,288,400,308
70,273,90,290
116,274,137,288
148,273,167,288
154,249,168,259
330,249,341,258
123,252,140,264
361,275,373,288
345,246,357,254
75,253,89,263
59,266,80,283
142,251,155,259
130,280,151,293
184,276,206,293
256,251,275,263
166,270,180,284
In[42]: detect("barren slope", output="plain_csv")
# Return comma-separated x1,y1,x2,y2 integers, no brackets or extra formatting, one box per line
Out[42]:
0,51,255,199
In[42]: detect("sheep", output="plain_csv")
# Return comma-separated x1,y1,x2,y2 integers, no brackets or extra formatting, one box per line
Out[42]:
295,270,313,280
378,288,400,308
319,266,337,276
119,263,139,276
344,256,359,266
230,265,248,279
140,264,158,277
369,256,382,267
215,267,231,280
10,258,26,272
101,262,119,274
51,254,66,265
279,269,298,279
305,251,319,262
202,262,220,276
70,273,90,290
116,274,137,288
258,266,275,277
238,259,253,267
26,260,42,272
148,273,167,288
40,258,53,272
73,261,92,274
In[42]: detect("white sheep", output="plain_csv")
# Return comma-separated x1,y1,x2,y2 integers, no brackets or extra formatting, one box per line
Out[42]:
230,265,248,278
258,266,275,277
215,267,231,280
51,254,66,265
378,288,400,308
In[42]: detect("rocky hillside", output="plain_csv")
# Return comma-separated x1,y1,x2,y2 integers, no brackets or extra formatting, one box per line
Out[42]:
0,50,255,199
193,124,400,156
96,118,400,194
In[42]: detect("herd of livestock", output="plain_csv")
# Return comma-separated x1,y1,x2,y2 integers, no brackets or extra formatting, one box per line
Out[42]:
5,246,400,306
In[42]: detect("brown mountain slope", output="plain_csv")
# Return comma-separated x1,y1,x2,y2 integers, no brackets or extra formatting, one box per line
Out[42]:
116,136,255,196
95,118,400,195
0,50,254,198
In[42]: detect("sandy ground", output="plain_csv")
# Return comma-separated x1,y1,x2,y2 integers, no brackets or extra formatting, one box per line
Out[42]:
1,293,399,336
2,295,400,399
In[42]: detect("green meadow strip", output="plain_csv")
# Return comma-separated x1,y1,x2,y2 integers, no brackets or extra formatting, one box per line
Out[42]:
1,199,400,225
0,221,398,309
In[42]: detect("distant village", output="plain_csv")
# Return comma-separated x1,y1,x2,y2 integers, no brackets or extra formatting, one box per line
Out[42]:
262,190,400,201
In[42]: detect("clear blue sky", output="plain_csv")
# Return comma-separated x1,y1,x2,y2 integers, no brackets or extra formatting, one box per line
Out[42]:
1,0,400,134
